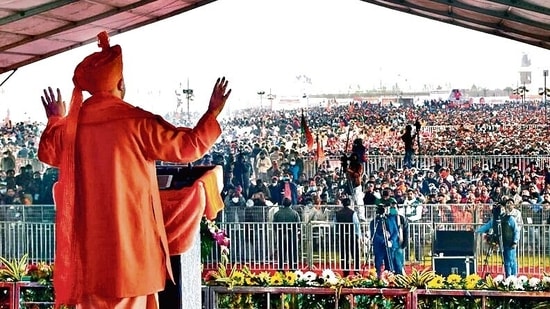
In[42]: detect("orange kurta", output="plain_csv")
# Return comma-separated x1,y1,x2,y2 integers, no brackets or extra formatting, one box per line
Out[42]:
38,93,221,304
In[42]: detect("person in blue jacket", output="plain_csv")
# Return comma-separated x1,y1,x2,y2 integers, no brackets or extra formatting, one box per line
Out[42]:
369,204,399,278
476,199,520,277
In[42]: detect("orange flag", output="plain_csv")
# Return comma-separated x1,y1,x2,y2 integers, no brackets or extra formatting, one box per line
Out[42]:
300,110,314,150
316,134,325,164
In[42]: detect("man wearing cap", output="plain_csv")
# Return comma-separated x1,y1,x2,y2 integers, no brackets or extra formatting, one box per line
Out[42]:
476,200,520,277
38,31,231,308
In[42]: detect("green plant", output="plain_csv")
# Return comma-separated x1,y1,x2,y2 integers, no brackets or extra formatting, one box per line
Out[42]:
0,254,28,281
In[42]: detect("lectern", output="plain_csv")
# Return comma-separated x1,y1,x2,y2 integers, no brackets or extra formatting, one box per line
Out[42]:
156,165,224,309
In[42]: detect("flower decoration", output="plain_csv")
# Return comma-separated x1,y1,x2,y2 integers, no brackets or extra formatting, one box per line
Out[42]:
200,216,229,263
26,262,54,284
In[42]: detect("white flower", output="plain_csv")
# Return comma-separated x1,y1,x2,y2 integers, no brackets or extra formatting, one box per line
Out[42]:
503,275,517,288
542,276,550,285
513,279,525,291
294,270,304,279
528,277,540,288
518,275,528,284
321,269,336,280
493,274,504,284
302,271,317,282
326,276,340,286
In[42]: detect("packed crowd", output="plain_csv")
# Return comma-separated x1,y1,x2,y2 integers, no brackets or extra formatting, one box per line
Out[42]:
0,119,55,207
200,100,550,159
174,101,550,252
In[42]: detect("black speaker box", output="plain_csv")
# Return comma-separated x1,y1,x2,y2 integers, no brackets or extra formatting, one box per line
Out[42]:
433,230,474,256
433,256,476,277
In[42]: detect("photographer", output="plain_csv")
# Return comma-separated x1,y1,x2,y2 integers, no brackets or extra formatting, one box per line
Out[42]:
388,202,408,274
346,153,365,220
400,120,421,169
369,203,399,278
351,138,367,164
476,200,520,277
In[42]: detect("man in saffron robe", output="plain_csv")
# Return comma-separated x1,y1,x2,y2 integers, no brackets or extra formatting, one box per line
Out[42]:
38,31,231,308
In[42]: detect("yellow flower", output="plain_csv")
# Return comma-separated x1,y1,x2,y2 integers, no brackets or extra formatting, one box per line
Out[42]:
465,274,481,290
447,274,462,286
284,271,297,285
231,270,245,286
270,272,284,286
245,276,256,286
368,268,377,279
427,275,445,289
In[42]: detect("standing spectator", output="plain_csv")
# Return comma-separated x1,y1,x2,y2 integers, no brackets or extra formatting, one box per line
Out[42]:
249,179,270,201
249,143,263,179
287,157,300,183
255,151,272,183
273,197,301,271
26,172,43,204
15,165,32,193
346,153,365,220
375,188,397,208
305,193,328,253
363,182,378,206
403,189,424,262
334,197,362,277
2,188,17,205
304,194,327,223
5,169,16,191
400,122,419,169
451,204,474,231
0,150,15,173
232,153,252,198
21,194,33,206
276,174,299,205
268,176,281,204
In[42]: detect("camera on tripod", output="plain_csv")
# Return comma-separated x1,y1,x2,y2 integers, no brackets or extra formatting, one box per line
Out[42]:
486,201,506,246
375,204,387,216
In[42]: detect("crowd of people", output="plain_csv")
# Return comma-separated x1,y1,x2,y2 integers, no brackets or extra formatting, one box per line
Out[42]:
180,99,550,276
0,119,56,209
2,96,550,277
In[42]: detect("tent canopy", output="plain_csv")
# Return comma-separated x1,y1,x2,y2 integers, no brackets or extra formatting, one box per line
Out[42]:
1,0,549,75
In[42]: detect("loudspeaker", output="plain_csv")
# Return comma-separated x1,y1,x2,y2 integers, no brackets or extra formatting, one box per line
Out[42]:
433,230,474,256
433,256,476,277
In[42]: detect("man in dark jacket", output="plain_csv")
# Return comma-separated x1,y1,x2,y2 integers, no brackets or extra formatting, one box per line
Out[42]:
273,197,301,270
334,197,362,277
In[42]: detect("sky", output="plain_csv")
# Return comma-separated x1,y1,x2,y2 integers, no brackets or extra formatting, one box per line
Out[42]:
1,0,550,122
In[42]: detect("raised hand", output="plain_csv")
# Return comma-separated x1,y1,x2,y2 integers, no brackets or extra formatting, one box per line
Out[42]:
208,77,231,117
41,87,66,118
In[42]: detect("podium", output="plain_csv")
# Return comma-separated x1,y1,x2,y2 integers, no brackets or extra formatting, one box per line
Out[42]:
156,165,224,309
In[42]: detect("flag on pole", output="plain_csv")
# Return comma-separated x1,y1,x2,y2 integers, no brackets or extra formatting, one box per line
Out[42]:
316,134,325,164
300,109,314,150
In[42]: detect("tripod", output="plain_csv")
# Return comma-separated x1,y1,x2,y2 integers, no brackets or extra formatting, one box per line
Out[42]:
371,213,394,273
482,214,505,276
494,216,506,275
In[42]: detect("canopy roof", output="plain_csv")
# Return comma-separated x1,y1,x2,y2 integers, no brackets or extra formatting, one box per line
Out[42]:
360,0,550,49
0,0,215,75
1,0,549,75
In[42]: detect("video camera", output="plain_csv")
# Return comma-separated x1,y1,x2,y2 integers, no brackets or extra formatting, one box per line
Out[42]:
414,118,422,131
376,204,386,216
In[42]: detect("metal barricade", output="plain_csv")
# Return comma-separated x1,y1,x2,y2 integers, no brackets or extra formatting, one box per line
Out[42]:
205,204,550,277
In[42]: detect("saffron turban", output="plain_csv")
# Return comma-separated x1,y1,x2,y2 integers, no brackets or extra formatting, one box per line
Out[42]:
73,31,123,93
